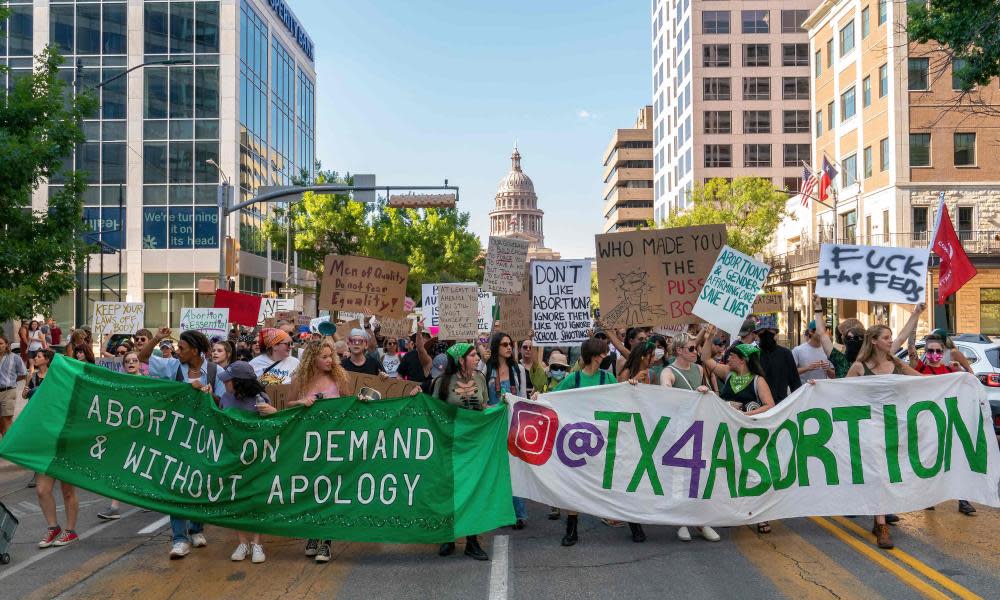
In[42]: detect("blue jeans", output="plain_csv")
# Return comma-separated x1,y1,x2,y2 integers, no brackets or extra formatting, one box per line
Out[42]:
512,497,527,520
170,516,203,544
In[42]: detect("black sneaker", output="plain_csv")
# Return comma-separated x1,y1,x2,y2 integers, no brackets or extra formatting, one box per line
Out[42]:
438,542,455,557
885,514,900,524
304,539,319,556
510,518,526,530
547,507,561,520
958,500,976,515
315,542,331,563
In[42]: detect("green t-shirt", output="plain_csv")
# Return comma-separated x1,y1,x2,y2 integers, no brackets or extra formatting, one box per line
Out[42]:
554,369,618,391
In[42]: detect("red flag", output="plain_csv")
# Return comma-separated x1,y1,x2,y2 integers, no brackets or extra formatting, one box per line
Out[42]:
213,289,263,327
930,200,977,304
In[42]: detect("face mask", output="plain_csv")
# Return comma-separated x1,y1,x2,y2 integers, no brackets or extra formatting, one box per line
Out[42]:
599,355,614,371
844,337,863,362
549,370,567,381
757,331,777,351
653,348,665,360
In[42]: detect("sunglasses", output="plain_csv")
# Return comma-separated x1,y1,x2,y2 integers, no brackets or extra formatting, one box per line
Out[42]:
712,338,725,346
348,338,367,344
926,350,943,356
684,346,698,353
500,341,512,348
521,344,531,350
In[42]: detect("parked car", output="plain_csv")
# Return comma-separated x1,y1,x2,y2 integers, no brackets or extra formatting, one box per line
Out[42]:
895,335,1000,436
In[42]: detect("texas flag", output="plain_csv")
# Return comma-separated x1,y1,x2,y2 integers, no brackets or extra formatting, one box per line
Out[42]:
818,157,837,203
930,192,977,303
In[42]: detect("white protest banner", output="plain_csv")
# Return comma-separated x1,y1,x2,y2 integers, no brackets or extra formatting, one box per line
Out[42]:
483,236,530,295
816,243,928,304
422,283,493,330
507,373,1000,525
437,284,479,340
531,260,591,347
258,297,295,323
179,308,229,339
91,302,144,335
478,290,495,333
692,245,771,342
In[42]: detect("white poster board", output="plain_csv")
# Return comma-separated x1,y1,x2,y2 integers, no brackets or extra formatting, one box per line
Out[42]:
692,245,770,342
437,284,479,340
179,308,230,339
478,290,495,333
422,283,492,330
483,236,530,295
531,260,592,347
816,244,928,304
258,297,295,323
91,302,144,336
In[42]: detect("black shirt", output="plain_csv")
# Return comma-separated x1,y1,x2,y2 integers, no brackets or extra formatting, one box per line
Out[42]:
341,355,383,376
759,345,801,403
397,350,429,383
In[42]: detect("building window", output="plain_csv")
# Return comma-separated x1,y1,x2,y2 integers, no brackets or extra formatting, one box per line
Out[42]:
827,101,835,130
742,77,770,100
703,77,731,100
880,137,890,171
913,206,928,240
863,146,873,178
703,11,730,34
743,44,770,67
826,39,833,67
951,58,971,90
783,143,810,166
840,86,856,121
883,209,890,238
815,110,823,137
878,63,889,97
741,10,770,34
878,0,887,26
743,110,771,134
842,153,858,186
784,177,803,193
862,76,872,107
782,76,809,100
704,111,732,134
861,7,871,38
781,44,809,67
980,290,1000,336
781,10,809,33
3,4,33,56
958,207,974,240
815,50,822,77
841,210,858,243
744,144,772,168
703,44,730,67
954,132,976,166
908,58,929,90
783,111,810,134
839,21,855,56
910,133,931,166
704,144,732,168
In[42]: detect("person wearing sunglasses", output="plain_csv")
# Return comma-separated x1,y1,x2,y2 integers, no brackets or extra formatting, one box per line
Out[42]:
249,328,300,386
378,337,401,378
340,328,386,377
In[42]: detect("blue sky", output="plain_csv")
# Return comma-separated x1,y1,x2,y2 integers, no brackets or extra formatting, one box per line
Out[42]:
294,1,650,258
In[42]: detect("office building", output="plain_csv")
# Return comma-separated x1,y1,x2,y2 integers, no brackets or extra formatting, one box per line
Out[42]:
7,0,316,328
650,1,818,221
601,105,654,233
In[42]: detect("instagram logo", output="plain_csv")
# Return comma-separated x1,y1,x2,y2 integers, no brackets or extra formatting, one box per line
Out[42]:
508,402,559,466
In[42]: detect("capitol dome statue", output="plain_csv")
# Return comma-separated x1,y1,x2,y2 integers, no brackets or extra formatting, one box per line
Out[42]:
489,145,545,251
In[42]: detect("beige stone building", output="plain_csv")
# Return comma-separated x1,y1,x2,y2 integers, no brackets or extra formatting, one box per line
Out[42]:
488,147,561,261
601,106,654,232
766,0,1000,340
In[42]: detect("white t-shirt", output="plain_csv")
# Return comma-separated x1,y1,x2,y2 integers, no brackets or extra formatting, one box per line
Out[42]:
381,352,401,378
250,354,300,386
792,342,830,384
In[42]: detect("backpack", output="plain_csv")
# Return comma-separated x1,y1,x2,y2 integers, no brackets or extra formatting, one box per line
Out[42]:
175,359,218,392
568,370,607,389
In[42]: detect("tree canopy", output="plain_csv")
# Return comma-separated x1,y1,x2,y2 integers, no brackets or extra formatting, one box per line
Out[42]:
908,1,1000,90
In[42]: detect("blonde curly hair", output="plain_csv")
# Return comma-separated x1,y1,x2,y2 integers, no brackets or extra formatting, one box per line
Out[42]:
290,339,348,401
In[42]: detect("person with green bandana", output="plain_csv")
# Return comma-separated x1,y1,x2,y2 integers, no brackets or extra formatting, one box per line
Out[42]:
700,326,775,534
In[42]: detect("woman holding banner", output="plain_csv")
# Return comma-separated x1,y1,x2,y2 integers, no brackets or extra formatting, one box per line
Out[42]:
97,350,145,521
251,328,300,385
433,343,490,560
700,327,775,534
618,339,658,384
846,324,921,549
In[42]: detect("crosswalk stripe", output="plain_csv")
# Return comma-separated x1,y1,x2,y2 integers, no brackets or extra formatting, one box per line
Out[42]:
136,515,170,535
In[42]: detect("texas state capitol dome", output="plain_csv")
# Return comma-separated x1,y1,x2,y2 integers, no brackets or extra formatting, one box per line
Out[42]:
488,146,545,251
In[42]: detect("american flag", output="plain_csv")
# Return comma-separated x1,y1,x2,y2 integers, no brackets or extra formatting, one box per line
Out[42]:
800,165,819,207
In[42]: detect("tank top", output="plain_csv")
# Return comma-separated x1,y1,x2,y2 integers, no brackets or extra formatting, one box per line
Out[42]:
720,373,760,412
861,361,902,376
667,363,702,391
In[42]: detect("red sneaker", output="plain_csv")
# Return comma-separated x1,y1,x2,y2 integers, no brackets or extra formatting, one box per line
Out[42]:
52,530,79,546
38,526,62,548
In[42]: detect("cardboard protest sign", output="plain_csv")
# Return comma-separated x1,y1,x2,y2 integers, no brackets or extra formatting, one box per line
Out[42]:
342,372,421,399
337,311,365,322
319,255,409,319
693,245,771,342
595,224,727,328
499,267,532,341
483,236,529,295
816,244,928,304
752,293,783,314
213,289,263,327
258,297,295,323
478,290,495,333
96,357,124,373
375,316,413,340
531,260,591,347
437,284,479,340
179,308,229,339
91,302,144,335
274,310,297,322
422,283,492,328
264,383,294,411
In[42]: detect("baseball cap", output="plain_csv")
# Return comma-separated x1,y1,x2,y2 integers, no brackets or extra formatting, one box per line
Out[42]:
738,318,756,337
349,328,369,340
931,328,949,339
753,314,778,332
430,353,448,378
219,360,257,383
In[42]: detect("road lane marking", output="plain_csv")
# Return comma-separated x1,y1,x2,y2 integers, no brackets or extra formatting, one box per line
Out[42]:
829,516,983,600
488,534,509,600
0,508,141,582
809,517,950,600
136,516,169,535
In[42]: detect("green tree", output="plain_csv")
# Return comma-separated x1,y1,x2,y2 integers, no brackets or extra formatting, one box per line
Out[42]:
362,204,484,299
908,1,1000,91
0,39,96,322
656,177,790,257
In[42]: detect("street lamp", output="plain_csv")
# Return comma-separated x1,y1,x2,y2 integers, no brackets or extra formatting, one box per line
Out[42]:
205,159,231,291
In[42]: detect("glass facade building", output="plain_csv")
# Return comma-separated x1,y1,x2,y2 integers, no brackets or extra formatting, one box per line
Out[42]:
4,1,316,327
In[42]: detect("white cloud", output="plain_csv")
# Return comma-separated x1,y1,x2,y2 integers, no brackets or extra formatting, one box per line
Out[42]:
577,109,597,119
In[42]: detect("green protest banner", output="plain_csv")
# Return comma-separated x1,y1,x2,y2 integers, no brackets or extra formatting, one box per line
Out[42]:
0,355,514,543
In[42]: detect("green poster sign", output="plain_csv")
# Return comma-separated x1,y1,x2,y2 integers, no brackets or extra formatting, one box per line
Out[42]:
0,355,514,543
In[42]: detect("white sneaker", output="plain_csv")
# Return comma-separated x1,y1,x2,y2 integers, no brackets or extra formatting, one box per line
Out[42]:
231,543,249,561
250,543,266,564
191,533,208,548
677,526,692,542
699,526,721,542
169,541,191,559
